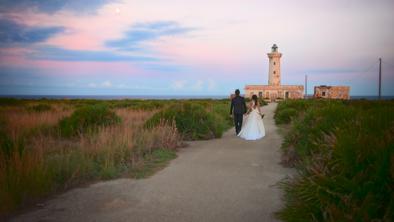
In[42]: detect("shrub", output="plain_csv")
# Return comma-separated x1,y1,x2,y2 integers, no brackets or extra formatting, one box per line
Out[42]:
145,102,227,140
27,104,52,112
58,104,121,137
111,100,166,110
0,98,24,106
274,108,297,124
259,98,268,106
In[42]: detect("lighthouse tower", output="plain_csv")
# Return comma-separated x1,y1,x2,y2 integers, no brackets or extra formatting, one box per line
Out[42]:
267,44,282,86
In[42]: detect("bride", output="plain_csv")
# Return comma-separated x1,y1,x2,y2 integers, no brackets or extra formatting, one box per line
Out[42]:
238,95,266,140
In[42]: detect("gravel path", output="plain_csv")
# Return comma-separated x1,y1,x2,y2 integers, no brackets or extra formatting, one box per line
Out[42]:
11,103,293,222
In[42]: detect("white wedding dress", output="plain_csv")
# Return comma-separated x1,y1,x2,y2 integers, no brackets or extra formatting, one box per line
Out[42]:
238,103,266,140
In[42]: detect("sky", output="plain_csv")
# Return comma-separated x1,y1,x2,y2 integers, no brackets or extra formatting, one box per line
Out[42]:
0,0,393,96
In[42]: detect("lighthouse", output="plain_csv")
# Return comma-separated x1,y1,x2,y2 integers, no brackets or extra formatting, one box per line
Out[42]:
267,44,282,86
244,44,304,101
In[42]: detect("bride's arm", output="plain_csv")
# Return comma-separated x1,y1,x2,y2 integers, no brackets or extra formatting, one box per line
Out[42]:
246,101,253,114
257,102,263,114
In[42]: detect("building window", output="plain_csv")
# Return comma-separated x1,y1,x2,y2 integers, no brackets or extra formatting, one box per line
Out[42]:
322,91,326,96
266,92,269,98
258,91,263,97
273,62,276,65
273,71,276,74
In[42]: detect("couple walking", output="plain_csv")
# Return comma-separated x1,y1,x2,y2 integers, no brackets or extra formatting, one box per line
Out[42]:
230,89,266,140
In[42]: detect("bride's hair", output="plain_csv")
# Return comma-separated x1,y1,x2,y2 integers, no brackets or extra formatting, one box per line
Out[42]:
251,95,259,108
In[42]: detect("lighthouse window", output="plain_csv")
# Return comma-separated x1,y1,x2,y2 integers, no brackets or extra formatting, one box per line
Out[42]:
273,71,276,74
273,62,276,65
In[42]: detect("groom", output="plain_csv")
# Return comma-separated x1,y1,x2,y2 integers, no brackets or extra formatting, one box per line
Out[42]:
230,89,247,135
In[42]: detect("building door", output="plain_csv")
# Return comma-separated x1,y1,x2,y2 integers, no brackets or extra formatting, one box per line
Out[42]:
285,91,289,99
271,93,277,102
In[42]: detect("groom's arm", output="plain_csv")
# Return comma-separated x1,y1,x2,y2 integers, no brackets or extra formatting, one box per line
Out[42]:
243,99,247,114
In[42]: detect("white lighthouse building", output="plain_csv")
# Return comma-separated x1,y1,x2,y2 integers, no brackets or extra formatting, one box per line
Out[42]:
244,44,304,101
268,44,282,86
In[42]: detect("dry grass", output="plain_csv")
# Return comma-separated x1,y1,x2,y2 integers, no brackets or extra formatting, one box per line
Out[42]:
1,107,72,139
0,106,181,217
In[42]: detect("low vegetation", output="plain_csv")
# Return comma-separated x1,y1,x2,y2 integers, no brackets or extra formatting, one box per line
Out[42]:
27,104,52,112
58,104,121,137
0,98,232,218
274,99,394,221
145,100,232,140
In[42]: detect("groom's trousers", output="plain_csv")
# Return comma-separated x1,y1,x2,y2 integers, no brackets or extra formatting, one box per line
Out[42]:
233,113,243,135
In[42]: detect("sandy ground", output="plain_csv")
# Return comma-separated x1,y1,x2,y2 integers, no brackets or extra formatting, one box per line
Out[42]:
11,102,294,222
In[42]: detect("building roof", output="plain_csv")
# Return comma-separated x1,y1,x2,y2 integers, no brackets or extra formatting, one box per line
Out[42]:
314,85,350,89
245,85,304,90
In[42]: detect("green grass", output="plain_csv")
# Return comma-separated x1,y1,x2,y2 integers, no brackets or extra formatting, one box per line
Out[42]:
130,149,177,179
145,101,232,140
274,99,394,221
58,104,121,137
109,99,167,110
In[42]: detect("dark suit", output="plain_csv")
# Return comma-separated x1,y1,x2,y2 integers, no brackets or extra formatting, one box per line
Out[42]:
230,95,247,135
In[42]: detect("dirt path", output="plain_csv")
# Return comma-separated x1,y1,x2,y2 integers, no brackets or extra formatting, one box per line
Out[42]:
12,103,293,222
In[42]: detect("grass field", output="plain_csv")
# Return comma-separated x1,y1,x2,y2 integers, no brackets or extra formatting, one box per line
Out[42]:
0,98,232,217
274,99,394,221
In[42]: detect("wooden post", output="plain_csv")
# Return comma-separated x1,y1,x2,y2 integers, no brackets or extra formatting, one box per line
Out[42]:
305,75,308,99
379,58,382,100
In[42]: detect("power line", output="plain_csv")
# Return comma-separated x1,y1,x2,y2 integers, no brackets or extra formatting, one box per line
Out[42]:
359,60,379,73
381,60,394,69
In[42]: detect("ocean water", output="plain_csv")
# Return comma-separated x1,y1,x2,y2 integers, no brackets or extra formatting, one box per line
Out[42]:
0,95,393,100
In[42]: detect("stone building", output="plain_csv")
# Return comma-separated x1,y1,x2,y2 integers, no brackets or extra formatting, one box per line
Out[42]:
314,85,350,100
244,44,304,101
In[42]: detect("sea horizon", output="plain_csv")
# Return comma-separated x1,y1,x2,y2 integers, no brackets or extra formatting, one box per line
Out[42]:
1,94,393,100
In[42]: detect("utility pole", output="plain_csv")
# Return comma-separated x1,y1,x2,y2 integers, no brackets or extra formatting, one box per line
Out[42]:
379,58,382,100
305,75,308,99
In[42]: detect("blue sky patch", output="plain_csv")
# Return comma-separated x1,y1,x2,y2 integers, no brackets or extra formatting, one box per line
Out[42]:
106,21,193,51
0,19,64,46
0,0,112,13
26,46,159,62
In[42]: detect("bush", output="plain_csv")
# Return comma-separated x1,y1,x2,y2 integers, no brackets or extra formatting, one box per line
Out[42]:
259,98,268,106
111,100,166,110
58,104,121,137
145,102,227,140
276,100,394,221
0,98,24,106
274,108,297,124
27,104,52,112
